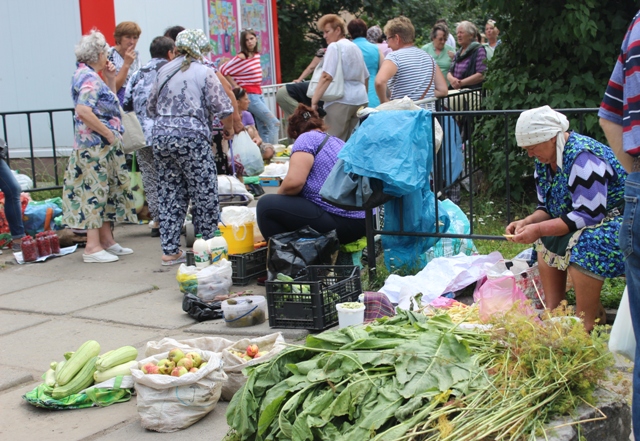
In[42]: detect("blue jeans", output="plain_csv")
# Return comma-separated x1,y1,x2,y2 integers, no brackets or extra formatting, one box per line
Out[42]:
620,171,640,439
248,93,280,145
0,159,25,239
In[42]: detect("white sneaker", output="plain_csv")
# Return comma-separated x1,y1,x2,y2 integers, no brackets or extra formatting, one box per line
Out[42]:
83,250,119,263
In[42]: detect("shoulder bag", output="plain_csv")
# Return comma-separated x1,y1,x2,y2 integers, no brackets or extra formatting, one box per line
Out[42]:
306,41,344,102
119,108,146,154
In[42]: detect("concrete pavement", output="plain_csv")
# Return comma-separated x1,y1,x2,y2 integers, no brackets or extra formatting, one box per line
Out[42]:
0,220,309,440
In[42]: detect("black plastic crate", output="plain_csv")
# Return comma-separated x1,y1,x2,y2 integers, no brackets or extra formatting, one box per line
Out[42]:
266,266,362,330
230,247,267,285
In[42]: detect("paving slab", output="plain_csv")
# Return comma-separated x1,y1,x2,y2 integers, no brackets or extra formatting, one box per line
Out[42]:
0,279,154,315
186,318,311,342
0,381,139,441
0,273,58,296
73,288,197,329
0,317,164,373
94,401,228,441
0,367,34,392
0,311,50,335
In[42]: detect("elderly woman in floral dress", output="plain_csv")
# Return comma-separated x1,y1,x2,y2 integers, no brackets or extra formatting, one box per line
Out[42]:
62,29,137,263
148,29,234,265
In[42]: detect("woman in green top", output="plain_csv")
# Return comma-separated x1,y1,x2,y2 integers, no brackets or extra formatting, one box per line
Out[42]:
421,23,455,87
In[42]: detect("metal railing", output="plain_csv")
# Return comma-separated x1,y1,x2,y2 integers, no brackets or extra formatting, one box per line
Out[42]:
1,108,75,192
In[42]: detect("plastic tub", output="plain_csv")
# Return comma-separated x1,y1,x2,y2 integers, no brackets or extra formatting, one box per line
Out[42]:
221,295,267,328
219,223,254,254
336,302,365,328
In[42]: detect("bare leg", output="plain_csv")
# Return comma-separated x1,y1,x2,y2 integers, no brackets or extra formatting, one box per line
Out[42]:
85,228,101,254
538,258,568,310
568,265,605,332
85,222,117,255
99,222,116,249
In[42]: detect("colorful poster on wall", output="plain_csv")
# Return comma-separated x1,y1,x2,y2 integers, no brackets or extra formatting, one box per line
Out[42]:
239,0,274,85
206,0,276,85
207,0,239,69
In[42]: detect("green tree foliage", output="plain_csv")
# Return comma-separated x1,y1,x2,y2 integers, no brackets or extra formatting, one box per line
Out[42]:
276,0,399,82
464,0,638,199
276,0,481,81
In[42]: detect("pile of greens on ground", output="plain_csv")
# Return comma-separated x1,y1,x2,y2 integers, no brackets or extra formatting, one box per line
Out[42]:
224,307,612,441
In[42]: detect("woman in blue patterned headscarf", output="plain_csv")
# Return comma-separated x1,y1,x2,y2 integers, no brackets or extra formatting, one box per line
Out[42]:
148,29,235,265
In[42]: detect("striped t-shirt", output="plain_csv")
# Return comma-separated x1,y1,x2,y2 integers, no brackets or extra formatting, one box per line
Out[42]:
219,54,263,94
599,10,640,157
385,46,436,108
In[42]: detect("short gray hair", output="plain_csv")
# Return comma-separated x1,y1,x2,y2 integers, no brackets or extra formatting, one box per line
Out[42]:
456,21,478,39
75,30,108,64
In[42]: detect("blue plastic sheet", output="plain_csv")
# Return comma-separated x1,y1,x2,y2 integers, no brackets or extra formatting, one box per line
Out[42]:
23,198,62,236
439,116,463,186
382,189,451,271
338,109,433,197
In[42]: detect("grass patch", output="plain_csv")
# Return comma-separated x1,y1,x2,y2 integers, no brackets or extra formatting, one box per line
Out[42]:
29,189,62,201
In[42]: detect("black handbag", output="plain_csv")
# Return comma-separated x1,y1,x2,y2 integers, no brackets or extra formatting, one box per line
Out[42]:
319,158,395,211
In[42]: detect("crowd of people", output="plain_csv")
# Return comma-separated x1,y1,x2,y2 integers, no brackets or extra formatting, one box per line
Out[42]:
1,9,640,441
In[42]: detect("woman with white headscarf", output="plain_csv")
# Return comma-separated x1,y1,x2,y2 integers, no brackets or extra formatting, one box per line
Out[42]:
506,106,628,331
147,29,234,265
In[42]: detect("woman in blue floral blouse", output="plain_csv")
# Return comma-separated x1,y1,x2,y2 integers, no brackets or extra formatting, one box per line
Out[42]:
62,30,137,263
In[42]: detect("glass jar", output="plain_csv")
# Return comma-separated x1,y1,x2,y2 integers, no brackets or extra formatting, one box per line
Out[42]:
21,235,38,262
36,232,51,257
48,231,61,254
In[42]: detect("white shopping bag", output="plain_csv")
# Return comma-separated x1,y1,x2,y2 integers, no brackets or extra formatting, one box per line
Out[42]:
609,286,636,361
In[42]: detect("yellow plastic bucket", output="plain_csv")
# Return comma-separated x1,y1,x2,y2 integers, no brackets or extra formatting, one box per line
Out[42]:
219,223,254,254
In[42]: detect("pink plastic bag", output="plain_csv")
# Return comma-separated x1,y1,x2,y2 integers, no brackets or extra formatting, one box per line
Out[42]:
473,276,532,322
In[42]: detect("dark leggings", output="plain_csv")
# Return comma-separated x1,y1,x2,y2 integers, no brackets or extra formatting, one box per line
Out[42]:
256,194,366,244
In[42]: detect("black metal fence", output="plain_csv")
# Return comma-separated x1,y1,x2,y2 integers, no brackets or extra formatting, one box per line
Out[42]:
0,108,75,193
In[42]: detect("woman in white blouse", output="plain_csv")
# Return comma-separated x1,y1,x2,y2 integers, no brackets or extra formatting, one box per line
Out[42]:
310,14,369,142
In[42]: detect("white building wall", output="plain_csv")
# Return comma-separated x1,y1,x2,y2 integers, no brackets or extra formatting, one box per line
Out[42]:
0,0,81,156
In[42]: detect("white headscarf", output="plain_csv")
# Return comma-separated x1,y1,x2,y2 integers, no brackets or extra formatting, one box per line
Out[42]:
515,105,570,169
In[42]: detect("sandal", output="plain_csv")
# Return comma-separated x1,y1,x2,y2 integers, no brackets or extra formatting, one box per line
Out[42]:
161,250,186,266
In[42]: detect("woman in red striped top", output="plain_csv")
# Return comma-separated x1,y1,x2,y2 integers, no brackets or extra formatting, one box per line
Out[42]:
220,30,280,145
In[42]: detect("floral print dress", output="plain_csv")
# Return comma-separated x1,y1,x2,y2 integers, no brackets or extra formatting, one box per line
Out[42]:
61,63,137,229
533,132,627,279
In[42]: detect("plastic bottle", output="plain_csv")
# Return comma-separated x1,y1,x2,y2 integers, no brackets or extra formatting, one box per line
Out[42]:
193,234,211,268
207,229,228,264
20,235,38,262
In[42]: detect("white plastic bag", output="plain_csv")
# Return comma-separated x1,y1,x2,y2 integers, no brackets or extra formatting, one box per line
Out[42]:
609,286,635,361
232,131,264,176
145,334,286,402
221,206,255,227
381,252,503,308
12,170,33,190
131,349,227,432
218,175,253,199
176,261,233,302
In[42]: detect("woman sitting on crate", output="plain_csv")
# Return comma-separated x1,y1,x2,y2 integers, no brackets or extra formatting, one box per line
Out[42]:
233,87,275,161
505,106,628,332
256,104,366,244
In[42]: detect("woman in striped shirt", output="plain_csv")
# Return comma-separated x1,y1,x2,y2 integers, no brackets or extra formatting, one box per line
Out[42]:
375,17,447,109
220,30,280,145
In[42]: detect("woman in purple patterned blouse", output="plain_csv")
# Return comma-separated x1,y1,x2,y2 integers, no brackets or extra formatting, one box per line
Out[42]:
447,21,487,90
256,104,366,244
